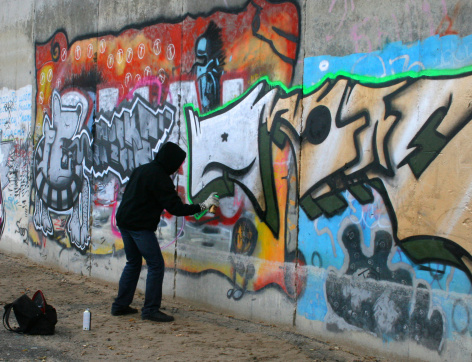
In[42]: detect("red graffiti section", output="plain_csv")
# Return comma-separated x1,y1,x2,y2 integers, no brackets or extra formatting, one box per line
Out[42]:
35,0,298,115
435,3,460,37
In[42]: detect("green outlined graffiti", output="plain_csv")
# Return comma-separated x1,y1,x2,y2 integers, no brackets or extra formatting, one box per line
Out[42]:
185,67,472,279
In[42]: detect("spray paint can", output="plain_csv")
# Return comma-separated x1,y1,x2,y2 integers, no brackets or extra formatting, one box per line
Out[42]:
194,194,219,220
83,308,91,331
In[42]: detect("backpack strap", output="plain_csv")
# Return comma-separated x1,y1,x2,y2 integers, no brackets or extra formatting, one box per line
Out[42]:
3,303,22,333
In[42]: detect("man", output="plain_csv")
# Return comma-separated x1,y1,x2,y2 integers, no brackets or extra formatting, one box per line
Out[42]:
111,142,219,322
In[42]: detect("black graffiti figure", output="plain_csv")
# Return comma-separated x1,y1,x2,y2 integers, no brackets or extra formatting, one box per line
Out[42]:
15,219,27,243
192,21,225,114
227,217,257,300
325,224,445,351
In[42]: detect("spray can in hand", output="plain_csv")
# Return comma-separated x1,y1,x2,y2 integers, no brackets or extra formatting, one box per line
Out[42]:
194,194,219,220
83,308,91,331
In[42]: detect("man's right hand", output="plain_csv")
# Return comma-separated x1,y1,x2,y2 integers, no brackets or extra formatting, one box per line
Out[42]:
200,192,219,211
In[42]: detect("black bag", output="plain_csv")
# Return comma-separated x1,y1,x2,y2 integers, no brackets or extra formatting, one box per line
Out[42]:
3,290,57,335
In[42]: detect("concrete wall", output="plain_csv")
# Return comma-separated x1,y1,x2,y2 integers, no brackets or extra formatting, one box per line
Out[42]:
1,0,471,360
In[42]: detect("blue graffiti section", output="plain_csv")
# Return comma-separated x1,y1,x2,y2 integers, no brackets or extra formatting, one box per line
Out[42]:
298,188,472,349
298,190,390,322
304,34,472,86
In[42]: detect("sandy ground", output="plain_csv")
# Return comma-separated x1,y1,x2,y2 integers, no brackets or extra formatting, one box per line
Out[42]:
0,251,386,362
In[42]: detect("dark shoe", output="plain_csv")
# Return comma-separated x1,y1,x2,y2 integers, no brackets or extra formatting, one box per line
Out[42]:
142,310,174,322
111,306,139,316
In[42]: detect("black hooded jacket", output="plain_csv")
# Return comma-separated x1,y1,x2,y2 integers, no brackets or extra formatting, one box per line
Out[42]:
116,142,202,231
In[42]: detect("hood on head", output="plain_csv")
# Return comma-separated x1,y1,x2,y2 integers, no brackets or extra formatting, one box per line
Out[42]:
154,142,186,175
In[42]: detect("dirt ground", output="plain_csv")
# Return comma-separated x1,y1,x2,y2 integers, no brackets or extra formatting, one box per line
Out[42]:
0,251,387,362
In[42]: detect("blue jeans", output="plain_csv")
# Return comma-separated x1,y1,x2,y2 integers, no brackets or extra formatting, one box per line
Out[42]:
112,228,165,316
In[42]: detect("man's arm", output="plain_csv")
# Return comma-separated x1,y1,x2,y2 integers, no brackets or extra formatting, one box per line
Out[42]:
158,179,202,216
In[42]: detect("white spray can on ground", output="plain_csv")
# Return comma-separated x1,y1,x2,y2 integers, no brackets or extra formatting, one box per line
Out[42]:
83,308,91,330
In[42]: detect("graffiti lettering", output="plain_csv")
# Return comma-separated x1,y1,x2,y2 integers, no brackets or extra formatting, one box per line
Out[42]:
93,95,175,183
32,89,175,250
186,72,472,277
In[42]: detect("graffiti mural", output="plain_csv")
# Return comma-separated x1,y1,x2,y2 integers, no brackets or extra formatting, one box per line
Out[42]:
33,1,472,327
0,0,469,358
0,85,32,242
290,30,472,351
33,0,300,260
185,71,472,278
32,88,176,250
0,135,10,240
185,63,472,350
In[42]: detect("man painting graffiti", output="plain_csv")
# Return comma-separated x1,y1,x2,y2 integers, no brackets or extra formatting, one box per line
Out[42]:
112,142,219,322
